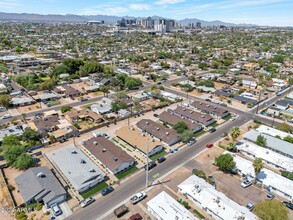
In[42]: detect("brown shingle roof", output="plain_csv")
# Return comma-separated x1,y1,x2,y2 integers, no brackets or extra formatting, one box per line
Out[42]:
83,136,134,173
173,106,214,125
136,119,179,144
158,111,202,130
190,100,229,117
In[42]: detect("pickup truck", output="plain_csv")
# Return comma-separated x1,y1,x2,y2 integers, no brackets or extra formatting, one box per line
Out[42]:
130,191,147,204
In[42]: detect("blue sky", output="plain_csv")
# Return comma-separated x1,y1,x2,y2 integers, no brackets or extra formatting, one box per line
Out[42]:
1,0,293,26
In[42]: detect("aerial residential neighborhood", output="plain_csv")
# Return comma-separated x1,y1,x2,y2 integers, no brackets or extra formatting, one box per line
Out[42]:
0,3,293,220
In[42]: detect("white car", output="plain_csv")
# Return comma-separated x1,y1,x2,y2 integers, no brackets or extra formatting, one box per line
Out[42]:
229,117,235,121
80,197,95,208
2,113,11,119
51,203,62,216
130,191,147,204
241,180,252,188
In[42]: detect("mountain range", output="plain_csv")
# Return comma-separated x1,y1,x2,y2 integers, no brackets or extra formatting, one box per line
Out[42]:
0,12,256,27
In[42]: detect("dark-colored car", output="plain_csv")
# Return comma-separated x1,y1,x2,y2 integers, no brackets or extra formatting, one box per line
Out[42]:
114,204,129,218
153,114,158,117
283,201,293,210
101,186,114,196
157,156,166,163
209,128,216,133
128,213,142,220
144,161,156,171
80,98,88,102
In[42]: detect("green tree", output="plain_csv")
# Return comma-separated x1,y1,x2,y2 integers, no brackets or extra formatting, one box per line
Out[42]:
13,153,33,170
0,94,10,108
198,80,214,88
61,105,72,113
215,154,236,173
2,135,21,147
111,101,127,112
21,128,41,144
173,121,188,134
198,62,208,70
3,145,24,165
99,85,110,97
276,123,292,133
124,77,142,89
225,142,235,151
253,158,263,176
256,135,267,147
229,126,240,141
254,200,288,220
179,129,194,142
283,135,293,143
116,91,127,99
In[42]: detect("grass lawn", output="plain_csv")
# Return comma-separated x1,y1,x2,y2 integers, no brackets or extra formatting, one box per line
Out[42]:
222,114,233,121
208,121,219,128
193,130,205,138
82,104,92,109
48,100,60,106
150,151,167,161
193,209,205,219
81,182,108,199
116,166,138,179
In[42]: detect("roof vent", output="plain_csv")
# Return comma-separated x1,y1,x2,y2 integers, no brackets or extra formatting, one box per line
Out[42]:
80,159,86,164
131,127,135,130
157,127,160,131
37,172,46,178
102,148,107,152
207,105,210,107
214,107,217,109
71,150,77,154
201,115,205,118
183,108,186,111
113,157,118,161
93,141,98,145
146,121,149,125
166,132,169,135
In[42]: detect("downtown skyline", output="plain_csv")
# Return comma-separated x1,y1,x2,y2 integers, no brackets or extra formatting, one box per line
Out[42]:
0,0,293,26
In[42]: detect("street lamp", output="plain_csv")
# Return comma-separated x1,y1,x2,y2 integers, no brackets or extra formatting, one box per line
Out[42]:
145,145,149,188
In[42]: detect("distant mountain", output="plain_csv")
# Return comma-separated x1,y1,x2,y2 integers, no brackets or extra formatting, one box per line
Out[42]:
0,12,256,26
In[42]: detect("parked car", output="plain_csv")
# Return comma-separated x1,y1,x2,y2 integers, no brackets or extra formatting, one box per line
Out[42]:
2,113,11,119
246,202,255,211
80,97,88,102
157,156,166,163
80,197,95,208
229,168,238,175
209,128,216,133
187,139,196,146
128,213,143,220
241,179,252,188
101,186,114,196
283,201,293,210
144,161,157,171
51,203,62,216
267,192,275,200
206,143,213,148
220,133,226,137
130,191,147,204
102,133,109,139
229,117,235,121
153,113,158,117
114,204,129,218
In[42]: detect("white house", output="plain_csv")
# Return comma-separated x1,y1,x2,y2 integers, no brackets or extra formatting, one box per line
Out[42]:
178,175,258,220
242,79,257,89
147,191,197,220
256,125,293,139
118,109,131,118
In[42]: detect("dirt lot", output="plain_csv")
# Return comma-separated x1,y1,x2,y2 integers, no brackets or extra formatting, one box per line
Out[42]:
16,103,41,114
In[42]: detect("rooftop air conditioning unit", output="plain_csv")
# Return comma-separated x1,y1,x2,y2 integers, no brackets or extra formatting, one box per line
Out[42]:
141,133,145,136
189,111,193,114
37,172,46,178
80,159,86,164
183,108,186,111
166,132,169,135
93,141,98,145
113,157,118,161
102,148,107,152
71,150,77,154
146,122,149,125
89,168,95,172
157,127,160,131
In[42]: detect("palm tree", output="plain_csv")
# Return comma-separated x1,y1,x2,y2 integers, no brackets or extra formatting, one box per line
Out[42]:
230,126,240,141
253,158,263,177
99,85,110,97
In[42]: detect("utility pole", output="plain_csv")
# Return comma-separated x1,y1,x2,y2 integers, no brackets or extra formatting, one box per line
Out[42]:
145,145,149,188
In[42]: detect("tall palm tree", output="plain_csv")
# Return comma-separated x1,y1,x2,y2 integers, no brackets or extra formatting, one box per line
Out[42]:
230,126,240,141
253,158,264,177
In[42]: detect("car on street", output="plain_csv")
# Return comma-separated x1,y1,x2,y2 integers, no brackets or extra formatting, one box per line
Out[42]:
153,113,158,117
283,201,293,210
246,202,255,211
206,143,213,148
51,203,62,216
128,213,142,220
229,117,235,121
187,139,196,146
157,156,166,163
241,179,252,188
80,97,88,102
267,192,275,200
144,161,156,171
80,197,95,208
130,191,147,204
209,128,216,133
114,204,129,218
220,133,226,137
101,186,114,196
102,133,109,139
2,113,11,119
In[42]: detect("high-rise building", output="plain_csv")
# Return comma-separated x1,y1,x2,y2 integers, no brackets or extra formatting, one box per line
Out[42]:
154,19,174,33
196,22,201,28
